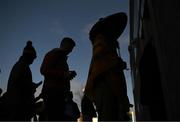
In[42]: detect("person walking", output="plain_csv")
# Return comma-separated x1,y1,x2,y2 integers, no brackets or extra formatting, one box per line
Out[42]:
6,41,38,121
84,12,130,121
40,37,76,121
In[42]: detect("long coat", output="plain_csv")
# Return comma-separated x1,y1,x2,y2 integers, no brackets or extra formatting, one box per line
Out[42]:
6,56,35,120
85,37,130,120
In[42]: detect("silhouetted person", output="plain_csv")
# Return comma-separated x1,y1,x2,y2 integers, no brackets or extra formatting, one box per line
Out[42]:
40,37,76,121
64,91,80,121
5,41,38,120
0,89,8,121
81,93,97,121
0,88,2,96
84,12,130,121
0,89,10,120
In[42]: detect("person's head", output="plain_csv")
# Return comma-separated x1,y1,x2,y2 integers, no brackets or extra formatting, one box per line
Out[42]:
89,12,127,50
60,37,76,55
22,41,37,64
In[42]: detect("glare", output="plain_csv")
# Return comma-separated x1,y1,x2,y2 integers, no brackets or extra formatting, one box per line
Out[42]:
131,111,135,122
128,109,136,122
92,117,98,122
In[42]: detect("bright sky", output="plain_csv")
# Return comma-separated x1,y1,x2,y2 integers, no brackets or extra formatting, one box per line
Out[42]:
0,0,134,107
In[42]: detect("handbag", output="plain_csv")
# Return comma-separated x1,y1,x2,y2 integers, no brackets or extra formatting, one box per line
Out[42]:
64,99,80,120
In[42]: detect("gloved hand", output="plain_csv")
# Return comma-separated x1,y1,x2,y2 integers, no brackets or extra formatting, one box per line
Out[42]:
65,71,77,80
69,71,77,78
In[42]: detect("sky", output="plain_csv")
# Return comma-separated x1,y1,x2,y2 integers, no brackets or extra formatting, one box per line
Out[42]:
0,0,134,107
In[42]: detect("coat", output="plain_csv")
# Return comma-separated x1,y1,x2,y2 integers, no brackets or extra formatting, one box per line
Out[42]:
85,37,130,114
41,48,70,95
6,56,36,120
7,56,35,104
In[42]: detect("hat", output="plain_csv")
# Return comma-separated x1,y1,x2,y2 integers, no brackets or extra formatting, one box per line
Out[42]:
89,12,127,42
23,41,36,56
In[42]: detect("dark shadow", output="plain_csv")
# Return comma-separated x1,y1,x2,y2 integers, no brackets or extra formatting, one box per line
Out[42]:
139,41,167,120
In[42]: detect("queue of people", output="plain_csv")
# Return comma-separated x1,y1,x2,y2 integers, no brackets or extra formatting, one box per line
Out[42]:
0,12,131,121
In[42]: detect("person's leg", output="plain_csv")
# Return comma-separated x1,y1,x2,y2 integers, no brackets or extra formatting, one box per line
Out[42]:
44,93,65,121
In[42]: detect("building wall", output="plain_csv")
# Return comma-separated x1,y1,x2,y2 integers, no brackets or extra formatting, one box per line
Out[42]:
130,0,180,120
129,0,145,120
148,0,180,120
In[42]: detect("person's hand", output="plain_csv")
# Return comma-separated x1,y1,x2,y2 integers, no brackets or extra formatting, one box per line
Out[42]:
69,70,77,78
64,71,77,80
118,57,127,70
122,61,127,69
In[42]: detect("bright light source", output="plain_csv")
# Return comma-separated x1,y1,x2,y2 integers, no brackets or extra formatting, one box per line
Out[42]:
131,111,135,122
82,87,85,92
92,117,98,122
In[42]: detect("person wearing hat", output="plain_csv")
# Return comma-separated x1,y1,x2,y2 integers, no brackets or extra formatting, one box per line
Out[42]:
40,37,77,121
84,12,130,121
6,41,38,121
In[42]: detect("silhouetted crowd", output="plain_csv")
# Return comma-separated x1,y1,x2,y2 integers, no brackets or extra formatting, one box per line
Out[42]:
0,12,131,121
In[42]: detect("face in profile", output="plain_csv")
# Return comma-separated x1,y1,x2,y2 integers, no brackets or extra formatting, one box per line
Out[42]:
93,34,109,49
66,45,74,54
61,42,75,55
